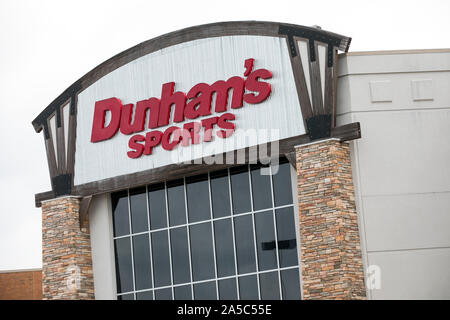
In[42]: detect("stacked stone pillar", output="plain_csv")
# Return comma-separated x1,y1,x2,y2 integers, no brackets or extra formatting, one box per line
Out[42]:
296,139,366,299
41,197,94,299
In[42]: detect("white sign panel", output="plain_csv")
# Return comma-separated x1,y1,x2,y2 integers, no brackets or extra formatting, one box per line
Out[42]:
74,35,304,186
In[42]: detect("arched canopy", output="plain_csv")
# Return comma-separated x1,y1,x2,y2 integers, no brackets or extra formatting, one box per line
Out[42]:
32,21,359,207
32,21,350,132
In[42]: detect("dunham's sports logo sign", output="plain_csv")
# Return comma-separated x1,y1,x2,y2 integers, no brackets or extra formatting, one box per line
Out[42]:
90,58,272,159
31,24,350,193
32,24,349,192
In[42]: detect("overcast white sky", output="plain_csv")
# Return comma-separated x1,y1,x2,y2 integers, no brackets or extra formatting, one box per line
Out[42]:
0,0,449,271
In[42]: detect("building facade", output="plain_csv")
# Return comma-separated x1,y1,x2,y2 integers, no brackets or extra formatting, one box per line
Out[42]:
337,49,450,299
32,21,450,300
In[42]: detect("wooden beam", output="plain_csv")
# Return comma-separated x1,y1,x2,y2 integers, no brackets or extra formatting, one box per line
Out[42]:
309,43,324,115
66,98,77,178
56,125,66,174
332,49,339,128
44,125,57,181
79,195,92,229
34,122,361,207
289,37,313,120
332,121,361,142
323,47,335,116
284,152,297,169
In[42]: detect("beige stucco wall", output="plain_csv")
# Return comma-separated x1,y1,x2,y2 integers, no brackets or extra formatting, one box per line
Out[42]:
337,49,450,299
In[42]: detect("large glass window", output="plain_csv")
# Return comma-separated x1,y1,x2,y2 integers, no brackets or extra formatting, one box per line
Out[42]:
112,159,301,300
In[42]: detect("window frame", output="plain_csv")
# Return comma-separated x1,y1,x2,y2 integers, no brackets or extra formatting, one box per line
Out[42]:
110,160,303,300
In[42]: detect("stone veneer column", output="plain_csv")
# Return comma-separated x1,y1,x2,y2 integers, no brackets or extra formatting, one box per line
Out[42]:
41,197,94,299
296,139,366,299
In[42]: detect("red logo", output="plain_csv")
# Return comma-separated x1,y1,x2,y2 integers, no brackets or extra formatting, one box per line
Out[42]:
90,58,273,159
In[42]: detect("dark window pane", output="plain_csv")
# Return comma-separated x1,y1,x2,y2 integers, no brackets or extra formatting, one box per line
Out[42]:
174,285,192,300
214,219,235,277
259,272,280,300
118,293,134,300
272,160,293,207
230,166,251,214
276,207,299,267
190,222,215,281
238,275,258,300
251,164,272,210
114,237,133,293
133,234,152,290
136,290,153,300
170,227,191,284
210,170,231,218
151,230,171,287
281,268,301,300
194,281,217,300
167,179,186,226
234,215,256,274
148,183,167,230
218,278,237,300
129,187,148,233
254,211,277,271
155,288,172,300
186,174,211,223
112,191,129,237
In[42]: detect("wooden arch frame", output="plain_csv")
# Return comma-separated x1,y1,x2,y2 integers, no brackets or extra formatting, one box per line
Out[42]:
32,21,360,207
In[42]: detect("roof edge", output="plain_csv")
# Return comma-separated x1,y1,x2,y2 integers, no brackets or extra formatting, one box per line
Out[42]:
339,48,450,57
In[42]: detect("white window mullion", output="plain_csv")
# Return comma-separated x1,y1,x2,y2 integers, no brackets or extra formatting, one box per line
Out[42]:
164,182,174,300
247,164,261,300
269,165,284,300
145,185,156,300
208,173,219,300
228,167,240,299
127,189,137,300
183,177,195,300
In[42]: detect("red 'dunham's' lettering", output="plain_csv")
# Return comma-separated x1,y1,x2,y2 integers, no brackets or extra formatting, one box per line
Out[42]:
91,98,122,143
91,58,273,158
